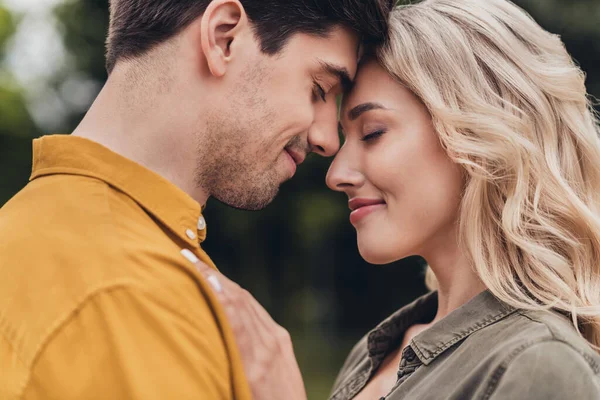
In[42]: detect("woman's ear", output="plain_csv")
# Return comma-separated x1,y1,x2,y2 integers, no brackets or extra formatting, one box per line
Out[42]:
200,0,248,77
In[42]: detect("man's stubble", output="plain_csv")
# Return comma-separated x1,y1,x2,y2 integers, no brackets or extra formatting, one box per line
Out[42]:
195,62,283,211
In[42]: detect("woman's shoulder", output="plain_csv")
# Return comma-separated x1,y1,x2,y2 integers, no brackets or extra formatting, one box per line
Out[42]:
470,309,600,399
487,308,599,361
479,330,600,399
331,293,600,399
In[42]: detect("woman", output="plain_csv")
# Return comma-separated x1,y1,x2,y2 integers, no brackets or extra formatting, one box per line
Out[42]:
195,0,600,398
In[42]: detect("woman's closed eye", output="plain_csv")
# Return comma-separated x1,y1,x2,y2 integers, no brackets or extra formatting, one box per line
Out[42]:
361,129,387,142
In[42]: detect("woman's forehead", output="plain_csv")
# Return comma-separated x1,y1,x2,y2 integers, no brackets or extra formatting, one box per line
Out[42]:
340,61,395,118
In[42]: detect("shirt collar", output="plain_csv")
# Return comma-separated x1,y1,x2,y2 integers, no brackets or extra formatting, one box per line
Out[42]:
411,290,516,365
30,134,208,246
367,290,517,369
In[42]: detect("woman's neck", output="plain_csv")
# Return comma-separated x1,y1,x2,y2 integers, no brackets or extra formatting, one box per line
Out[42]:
423,228,487,324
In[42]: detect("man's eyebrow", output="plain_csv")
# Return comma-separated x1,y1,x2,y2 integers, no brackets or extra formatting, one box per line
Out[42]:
318,60,353,93
348,102,387,121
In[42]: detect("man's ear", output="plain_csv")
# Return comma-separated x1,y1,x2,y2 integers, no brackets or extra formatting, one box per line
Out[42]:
200,0,248,77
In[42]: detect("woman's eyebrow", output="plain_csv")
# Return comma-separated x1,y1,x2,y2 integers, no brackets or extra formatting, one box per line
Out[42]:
348,102,387,120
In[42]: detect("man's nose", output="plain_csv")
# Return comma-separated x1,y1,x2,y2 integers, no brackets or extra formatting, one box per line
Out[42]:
308,103,340,157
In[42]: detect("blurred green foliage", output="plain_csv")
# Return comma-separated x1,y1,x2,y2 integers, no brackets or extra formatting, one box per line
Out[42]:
0,1,599,398
0,4,35,201
0,6,15,56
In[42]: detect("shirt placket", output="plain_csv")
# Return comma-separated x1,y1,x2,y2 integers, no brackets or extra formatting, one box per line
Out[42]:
380,346,422,400
397,346,421,384
196,215,207,243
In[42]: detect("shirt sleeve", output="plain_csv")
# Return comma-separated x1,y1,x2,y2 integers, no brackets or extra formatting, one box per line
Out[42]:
22,285,232,400
486,340,600,400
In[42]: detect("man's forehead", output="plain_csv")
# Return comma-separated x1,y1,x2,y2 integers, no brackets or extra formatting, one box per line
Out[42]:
303,27,361,76
313,51,358,77
357,42,365,65
338,95,354,133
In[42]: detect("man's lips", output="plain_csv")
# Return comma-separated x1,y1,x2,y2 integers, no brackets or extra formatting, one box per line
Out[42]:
348,198,386,211
285,148,306,166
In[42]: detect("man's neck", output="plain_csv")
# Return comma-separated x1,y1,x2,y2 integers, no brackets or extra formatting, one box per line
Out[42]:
72,65,209,206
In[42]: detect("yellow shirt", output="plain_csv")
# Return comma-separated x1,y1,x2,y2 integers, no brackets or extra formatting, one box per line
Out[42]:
0,135,251,400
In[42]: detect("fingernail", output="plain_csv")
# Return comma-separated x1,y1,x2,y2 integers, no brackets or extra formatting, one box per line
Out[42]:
207,275,223,293
180,249,199,263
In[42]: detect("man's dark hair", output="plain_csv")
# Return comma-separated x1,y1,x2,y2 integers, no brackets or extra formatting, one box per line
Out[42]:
105,0,394,73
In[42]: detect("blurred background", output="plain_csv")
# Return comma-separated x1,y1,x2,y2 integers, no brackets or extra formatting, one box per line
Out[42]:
0,0,599,398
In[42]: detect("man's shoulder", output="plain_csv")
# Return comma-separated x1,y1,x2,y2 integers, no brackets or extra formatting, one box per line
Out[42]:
2,281,228,400
0,174,211,381
0,171,202,303
1,173,156,236
0,172,185,263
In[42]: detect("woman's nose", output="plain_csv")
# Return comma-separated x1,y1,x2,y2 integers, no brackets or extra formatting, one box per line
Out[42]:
326,149,364,192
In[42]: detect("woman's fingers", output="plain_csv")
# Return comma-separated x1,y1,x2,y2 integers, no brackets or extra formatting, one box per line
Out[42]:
192,259,307,400
192,261,262,356
192,260,229,292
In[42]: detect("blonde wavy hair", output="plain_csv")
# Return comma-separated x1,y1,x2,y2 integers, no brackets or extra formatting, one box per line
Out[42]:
378,0,600,350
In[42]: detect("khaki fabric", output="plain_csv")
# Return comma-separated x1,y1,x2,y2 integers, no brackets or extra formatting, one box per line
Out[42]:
331,290,600,400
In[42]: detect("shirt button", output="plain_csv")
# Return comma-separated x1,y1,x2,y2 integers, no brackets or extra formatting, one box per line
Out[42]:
186,229,196,240
197,216,206,230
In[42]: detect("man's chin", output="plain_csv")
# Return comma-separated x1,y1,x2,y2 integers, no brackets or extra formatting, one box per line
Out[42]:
212,188,279,211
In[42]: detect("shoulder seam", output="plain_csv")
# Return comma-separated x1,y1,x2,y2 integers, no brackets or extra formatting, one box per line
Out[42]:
515,310,555,338
517,310,600,374
18,280,218,399
17,281,142,399
0,318,28,367
517,310,561,339
479,338,599,400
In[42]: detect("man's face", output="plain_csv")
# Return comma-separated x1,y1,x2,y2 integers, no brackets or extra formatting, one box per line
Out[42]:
197,26,359,211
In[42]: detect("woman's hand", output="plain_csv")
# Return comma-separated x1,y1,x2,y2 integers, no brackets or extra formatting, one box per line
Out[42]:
194,260,307,400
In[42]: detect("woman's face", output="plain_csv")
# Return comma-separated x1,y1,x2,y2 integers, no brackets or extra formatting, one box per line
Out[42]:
327,60,464,264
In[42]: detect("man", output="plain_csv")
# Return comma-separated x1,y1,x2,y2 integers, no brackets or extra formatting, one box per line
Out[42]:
0,0,392,399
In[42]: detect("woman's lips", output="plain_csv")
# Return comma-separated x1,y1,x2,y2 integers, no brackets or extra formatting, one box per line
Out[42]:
348,198,386,225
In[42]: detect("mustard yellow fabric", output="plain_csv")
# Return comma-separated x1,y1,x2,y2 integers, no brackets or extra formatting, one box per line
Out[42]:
0,135,251,400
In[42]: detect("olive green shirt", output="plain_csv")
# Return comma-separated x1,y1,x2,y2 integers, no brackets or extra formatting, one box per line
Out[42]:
330,290,600,400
